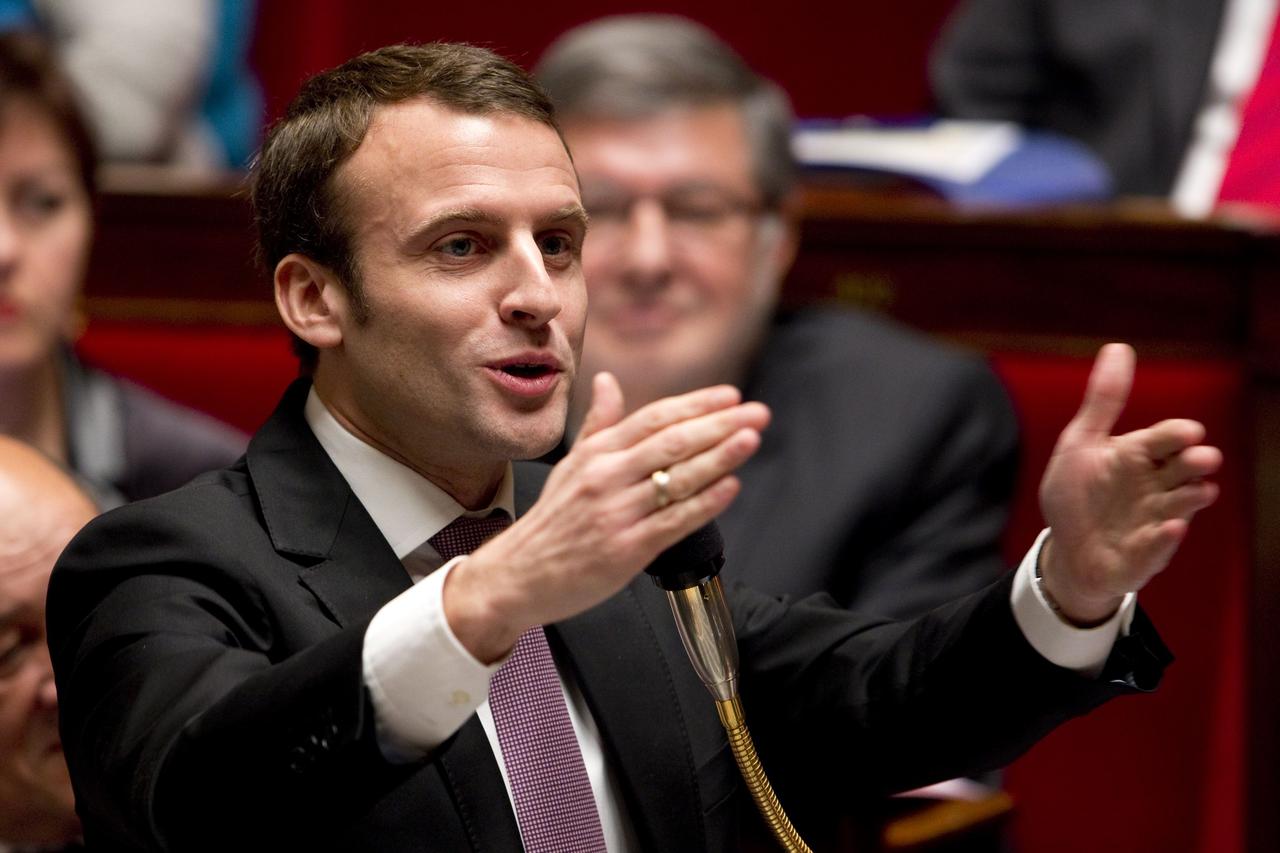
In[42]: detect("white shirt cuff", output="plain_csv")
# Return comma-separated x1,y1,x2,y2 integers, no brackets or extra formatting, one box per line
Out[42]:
1010,529,1136,679
363,556,503,761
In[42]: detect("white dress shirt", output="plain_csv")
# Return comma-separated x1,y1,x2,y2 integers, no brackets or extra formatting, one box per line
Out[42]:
304,387,1134,850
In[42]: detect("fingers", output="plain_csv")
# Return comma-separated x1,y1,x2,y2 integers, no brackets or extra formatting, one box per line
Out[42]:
1154,480,1220,520
640,474,743,552
582,384,743,452
1126,418,1207,462
577,372,626,440
624,402,771,479
1117,419,1222,491
625,426,762,510
1068,343,1135,441
1150,444,1223,489
1126,518,1190,580
567,385,768,525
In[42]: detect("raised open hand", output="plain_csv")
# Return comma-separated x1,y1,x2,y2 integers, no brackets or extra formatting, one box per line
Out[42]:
1038,344,1222,624
446,372,770,661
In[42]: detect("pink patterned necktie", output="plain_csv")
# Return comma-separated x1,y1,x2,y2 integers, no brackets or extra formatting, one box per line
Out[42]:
429,513,608,853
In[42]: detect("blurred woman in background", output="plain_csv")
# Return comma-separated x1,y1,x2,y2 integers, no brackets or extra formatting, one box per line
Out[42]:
0,31,244,507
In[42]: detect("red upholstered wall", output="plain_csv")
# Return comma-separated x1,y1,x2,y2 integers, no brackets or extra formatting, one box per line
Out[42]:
251,1,960,125
993,354,1247,853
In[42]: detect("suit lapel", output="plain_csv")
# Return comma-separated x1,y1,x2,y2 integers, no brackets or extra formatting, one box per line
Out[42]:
246,379,413,627
551,583,708,852
436,719,525,851
296,506,413,629
245,380,522,849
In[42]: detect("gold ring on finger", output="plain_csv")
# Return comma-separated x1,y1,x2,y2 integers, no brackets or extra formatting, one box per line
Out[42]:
651,468,673,509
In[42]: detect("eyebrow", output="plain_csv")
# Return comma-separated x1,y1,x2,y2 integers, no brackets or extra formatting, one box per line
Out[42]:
547,204,590,233
404,207,502,244
404,204,590,248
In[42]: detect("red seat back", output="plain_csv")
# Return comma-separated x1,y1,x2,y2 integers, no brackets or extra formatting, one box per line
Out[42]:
993,353,1247,853
76,321,299,434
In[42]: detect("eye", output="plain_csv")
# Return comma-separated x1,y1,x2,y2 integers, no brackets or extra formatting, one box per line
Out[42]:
0,628,27,679
14,186,67,224
436,236,479,258
666,199,730,224
538,233,574,256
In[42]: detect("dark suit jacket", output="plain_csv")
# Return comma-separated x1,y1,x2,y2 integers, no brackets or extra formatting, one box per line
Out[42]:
48,380,1169,852
719,308,1019,619
931,0,1226,196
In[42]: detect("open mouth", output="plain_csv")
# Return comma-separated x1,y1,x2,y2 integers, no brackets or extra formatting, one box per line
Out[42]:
486,356,563,398
501,363,555,379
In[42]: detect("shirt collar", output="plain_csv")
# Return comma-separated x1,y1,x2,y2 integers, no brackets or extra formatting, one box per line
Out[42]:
304,387,514,559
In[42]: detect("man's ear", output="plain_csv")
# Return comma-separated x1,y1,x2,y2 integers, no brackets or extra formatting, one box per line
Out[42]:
274,253,348,350
763,192,801,281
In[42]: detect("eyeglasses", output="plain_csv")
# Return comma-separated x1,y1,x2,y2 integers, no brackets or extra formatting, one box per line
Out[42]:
581,183,765,245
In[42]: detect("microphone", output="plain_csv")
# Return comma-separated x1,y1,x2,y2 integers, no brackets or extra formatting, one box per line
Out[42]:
645,522,813,853
645,522,738,702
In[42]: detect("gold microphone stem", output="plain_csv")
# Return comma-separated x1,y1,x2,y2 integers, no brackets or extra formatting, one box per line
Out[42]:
715,695,813,853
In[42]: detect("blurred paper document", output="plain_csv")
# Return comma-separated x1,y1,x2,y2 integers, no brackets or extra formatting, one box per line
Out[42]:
793,120,1021,183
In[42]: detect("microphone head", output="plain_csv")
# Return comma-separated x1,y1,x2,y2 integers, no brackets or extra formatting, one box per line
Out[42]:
644,521,725,591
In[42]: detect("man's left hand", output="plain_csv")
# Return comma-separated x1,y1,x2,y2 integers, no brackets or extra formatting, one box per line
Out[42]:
1038,344,1223,625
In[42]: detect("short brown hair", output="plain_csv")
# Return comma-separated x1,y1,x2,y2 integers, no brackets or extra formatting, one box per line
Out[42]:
250,43,563,369
0,31,97,197
536,16,794,209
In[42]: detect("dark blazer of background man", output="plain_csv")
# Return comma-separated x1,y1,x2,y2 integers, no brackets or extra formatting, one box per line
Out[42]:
48,42,1220,852
932,0,1227,196
538,16,1020,619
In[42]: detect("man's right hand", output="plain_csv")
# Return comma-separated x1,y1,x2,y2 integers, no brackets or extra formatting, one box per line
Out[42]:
443,372,770,662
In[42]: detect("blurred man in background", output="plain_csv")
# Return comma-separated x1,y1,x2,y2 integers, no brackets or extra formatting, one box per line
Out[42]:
0,435,95,849
538,15,1021,619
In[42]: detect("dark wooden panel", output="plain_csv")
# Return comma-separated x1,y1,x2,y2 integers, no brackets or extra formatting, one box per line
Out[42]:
787,190,1270,360
87,177,262,307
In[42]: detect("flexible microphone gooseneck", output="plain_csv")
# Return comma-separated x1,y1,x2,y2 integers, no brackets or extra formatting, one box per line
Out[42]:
646,523,813,853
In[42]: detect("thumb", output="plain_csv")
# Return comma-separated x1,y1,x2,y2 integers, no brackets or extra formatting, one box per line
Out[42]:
577,372,626,440
1067,343,1135,442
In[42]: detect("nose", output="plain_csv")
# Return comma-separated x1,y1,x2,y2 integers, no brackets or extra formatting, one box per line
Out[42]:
33,643,58,710
38,670,57,709
618,198,673,292
0,209,19,280
499,236,564,329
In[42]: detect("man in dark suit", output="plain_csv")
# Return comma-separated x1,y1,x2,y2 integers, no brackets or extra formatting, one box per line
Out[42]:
48,42,1220,852
931,0,1228,198
536,16,1021,619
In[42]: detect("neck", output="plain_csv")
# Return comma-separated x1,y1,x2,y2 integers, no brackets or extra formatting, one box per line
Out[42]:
0,357,67,463
311,376,506,511
423,463,505,511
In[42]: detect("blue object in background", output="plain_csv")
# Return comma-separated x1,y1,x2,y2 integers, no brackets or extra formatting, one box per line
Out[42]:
922,131,1113,207
202,0,262,169
0,0,34,31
